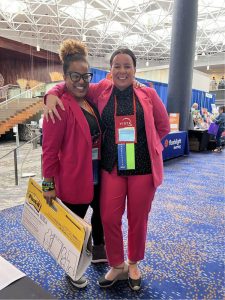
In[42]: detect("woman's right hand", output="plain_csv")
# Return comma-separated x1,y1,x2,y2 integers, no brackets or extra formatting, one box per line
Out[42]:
44,94,65,123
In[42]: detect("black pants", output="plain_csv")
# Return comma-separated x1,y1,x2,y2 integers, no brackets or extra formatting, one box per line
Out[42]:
64,184,104,246
216,128,223,148
39,129,43,146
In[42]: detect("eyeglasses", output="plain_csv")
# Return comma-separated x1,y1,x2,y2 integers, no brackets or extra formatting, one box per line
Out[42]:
66,72,93,83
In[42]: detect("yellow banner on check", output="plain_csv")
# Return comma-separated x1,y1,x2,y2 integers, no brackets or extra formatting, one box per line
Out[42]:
26,178,85,252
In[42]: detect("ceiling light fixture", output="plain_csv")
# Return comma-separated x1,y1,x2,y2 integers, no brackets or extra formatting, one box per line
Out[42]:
207,65,210,70
82,34,86,42
36,45,40,52
146,61,149,67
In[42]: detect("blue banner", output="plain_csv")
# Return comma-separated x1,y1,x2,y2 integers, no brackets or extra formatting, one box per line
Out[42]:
162,131,189,160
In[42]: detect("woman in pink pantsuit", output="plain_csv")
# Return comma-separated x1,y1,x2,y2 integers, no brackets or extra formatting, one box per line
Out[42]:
44,47,170,291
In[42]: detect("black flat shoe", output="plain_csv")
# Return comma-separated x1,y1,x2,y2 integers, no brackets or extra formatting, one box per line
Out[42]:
128,276,141,291
97,264,128,288
97,275,118,288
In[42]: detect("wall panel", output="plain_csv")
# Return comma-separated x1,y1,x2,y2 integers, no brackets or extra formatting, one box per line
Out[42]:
0,48,62,85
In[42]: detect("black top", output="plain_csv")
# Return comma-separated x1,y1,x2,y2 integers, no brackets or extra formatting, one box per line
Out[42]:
101,85,151,175
81,101,102,144
82,101,102,185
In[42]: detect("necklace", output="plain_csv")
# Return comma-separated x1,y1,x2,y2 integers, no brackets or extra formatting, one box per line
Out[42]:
79,99,87,109
79,100,95,116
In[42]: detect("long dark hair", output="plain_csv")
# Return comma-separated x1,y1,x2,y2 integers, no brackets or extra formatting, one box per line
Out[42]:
219,105,225,113
110,48,136,67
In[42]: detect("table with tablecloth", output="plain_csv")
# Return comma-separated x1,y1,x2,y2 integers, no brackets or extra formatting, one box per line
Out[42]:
188,129,210,151
162,131,189,160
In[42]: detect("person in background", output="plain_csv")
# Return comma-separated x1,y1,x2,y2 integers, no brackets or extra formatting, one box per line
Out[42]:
209,76,217,91
44,47,170,291
38,114,43,146
149,82,154,88
212,105,225,152
218,76,225,89
191,103,203,127
201,108,211,127
42,39,107,289
191,102,199,111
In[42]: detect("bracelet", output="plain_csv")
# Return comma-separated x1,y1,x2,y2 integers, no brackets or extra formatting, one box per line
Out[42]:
42,181,55,192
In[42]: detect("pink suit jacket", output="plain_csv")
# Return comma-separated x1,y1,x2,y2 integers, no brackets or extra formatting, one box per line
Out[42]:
48,79,170,188
42,89,94,204
87,79,170,188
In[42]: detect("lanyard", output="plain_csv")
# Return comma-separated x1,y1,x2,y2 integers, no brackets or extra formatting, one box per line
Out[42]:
114,93,136,117
84,100,101,137
114,93,137,170
83,100,101,159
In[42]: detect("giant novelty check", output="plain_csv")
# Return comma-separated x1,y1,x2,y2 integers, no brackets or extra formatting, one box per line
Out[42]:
22,178,92,281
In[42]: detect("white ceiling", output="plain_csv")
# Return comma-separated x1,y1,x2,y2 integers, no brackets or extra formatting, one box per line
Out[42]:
0,0,225,70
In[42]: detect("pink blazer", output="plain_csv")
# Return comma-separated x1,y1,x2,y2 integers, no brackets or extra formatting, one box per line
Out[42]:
48,80,170,188
42,89,93,204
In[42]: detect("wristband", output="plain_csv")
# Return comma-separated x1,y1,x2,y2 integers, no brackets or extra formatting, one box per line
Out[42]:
42,181,55,192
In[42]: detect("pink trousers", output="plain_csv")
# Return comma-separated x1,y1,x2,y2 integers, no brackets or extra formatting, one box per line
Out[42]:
100,168,156,266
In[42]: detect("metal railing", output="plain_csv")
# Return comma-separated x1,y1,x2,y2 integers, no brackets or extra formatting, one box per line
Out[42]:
0,84,19,100
0,83,46,108
0,134,42,185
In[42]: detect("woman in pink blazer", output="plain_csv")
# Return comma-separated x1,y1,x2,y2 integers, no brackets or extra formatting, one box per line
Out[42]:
42,39,107,289
45,48,170,291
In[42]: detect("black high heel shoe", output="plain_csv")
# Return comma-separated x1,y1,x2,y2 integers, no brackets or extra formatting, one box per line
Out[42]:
97,263,128,288
128,262,141,291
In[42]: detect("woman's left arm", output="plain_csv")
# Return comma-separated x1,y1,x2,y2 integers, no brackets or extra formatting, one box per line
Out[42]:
150,89,170,139
42,106,67,179
214,115,222,124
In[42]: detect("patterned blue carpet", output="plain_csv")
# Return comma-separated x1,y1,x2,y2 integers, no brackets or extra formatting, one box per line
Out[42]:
0,151,224,299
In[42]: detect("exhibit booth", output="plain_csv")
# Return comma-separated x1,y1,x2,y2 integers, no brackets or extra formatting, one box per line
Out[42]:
90,67,217,157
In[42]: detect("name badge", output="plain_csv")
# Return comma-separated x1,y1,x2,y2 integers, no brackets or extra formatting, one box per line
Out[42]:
119,127,135,142
92,148,99,160
115,115,137,144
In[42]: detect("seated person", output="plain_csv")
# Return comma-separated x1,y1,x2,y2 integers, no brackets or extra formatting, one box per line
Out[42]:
191,103,203,128
191,102,198,112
